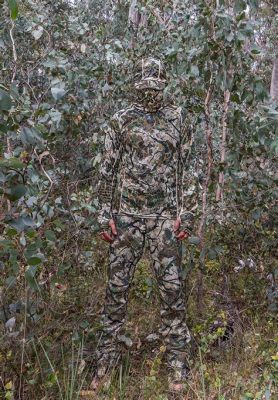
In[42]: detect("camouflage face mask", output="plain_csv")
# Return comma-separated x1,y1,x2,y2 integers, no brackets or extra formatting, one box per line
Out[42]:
135,88,164,112
134,58,167,111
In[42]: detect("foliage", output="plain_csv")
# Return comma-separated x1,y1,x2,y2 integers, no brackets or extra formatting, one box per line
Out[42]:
0,0,277,398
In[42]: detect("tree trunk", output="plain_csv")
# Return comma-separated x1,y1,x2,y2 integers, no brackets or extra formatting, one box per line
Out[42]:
216,89,231,202
128,0,147,48
270,58,278,101
197,74,214,314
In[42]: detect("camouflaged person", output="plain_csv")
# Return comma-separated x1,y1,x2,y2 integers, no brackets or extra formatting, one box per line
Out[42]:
92,58,199,392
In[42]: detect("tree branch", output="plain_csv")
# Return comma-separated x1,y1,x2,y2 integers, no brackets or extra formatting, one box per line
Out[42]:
9,19,17,82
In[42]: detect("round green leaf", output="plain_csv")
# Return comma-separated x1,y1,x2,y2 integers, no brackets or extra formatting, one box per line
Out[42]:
51,87,66,100
21,127,44,146
0,158,24,169
188,236,201,245
27,256,42,266
45,230,56,242
6,184,27,201
0,88,12,110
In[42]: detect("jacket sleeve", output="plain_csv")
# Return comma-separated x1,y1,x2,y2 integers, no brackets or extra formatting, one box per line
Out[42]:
178,111,201,234
96,117,123,231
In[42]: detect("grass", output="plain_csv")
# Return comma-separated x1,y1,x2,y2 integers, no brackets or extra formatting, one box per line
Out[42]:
0,250,277,399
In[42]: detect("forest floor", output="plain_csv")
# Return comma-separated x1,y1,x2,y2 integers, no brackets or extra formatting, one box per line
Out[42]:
0,240,277,400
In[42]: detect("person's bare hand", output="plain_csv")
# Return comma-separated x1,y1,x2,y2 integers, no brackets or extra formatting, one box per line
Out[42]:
100,219,117,243
173,217,189,241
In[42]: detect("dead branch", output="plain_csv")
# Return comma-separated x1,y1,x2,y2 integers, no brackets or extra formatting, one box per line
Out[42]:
34,149,56,214
9,19,17,82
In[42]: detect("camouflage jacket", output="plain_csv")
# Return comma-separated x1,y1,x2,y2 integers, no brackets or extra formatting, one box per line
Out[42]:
97,103,200,233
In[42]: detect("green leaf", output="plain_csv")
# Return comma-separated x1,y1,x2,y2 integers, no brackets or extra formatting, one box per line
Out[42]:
0,158,24,169
251,209,261,220
190,65,199,77
7,216,35,232
32,26,43,40
270,140,278,154
234,0,246,13
6,184,26,201
6,276,16,288
51,87,66,100
45,230,56,242
188,236,201,245
243,393,254,400
25,265,38,278
207,248,217,260
250,46,260,54
236,11,247,22
0,88,12,110
79,320,90,329
7,0,18,20
247,0,259,9
27,256,43,266
25,265,39,290
21,127,44,146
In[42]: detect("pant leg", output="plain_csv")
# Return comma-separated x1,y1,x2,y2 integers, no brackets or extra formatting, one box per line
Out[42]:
145,217,191,380
96,214,145,378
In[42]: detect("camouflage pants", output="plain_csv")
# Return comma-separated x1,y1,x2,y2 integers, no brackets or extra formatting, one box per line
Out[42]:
96,214,191,381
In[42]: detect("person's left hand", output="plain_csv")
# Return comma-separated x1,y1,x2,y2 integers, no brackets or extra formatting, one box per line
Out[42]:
173,217,189,240
99,219,118,243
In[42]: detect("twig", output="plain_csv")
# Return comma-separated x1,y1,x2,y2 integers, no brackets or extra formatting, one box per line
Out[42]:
18,280,28,400
35,150,55,187
33,149,55,217
9,19,17,82
6,139,12,212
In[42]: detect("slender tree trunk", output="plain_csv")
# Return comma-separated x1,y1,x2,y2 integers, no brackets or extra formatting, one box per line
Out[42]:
216,89,231,202
197,74,214,313
128,0,147,48
270,58,278,101
128,0,140,26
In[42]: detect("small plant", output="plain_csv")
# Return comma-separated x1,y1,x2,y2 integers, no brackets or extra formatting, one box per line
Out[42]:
143,346,167,400
32,334,88,400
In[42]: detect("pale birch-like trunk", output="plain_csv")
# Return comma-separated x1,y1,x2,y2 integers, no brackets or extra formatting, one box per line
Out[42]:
197,76,214,313
216,89,231,202
270,58,278,101
128,0,147,47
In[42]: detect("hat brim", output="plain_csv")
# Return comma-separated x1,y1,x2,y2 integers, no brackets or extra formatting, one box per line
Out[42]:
134,78,167,91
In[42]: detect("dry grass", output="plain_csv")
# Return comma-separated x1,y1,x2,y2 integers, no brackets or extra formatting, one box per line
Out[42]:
0,248,277,400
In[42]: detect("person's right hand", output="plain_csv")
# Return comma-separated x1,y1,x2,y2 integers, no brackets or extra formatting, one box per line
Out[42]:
173,217,190,240
99,219,117,243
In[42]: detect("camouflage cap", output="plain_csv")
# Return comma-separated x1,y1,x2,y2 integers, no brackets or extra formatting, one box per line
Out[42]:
134,58,167,91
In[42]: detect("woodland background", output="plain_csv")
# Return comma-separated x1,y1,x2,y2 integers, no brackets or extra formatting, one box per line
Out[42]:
0,0,277,399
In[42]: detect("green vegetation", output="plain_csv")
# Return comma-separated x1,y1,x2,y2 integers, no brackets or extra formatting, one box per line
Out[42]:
0,0,277,398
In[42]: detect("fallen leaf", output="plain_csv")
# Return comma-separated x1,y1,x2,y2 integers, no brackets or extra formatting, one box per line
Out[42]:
5,381,13,390
78,359,86,375
79,390,95,398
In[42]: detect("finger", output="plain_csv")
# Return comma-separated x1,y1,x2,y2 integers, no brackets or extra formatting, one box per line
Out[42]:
100,232,114,243
176,232,186,240
182,231,189,238
176,231,188,240
173,217,181,232
109,219,118,236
